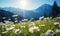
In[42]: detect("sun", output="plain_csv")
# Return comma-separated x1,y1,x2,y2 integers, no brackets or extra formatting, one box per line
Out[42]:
19,0,28,9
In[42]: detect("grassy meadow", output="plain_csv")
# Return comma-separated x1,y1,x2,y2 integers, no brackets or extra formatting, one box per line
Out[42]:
0,17,60,36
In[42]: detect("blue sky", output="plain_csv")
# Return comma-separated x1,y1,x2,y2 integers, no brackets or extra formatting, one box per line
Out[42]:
0,0,60,10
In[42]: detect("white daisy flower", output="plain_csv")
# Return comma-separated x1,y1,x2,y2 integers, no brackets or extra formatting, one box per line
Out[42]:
0,22,3,25
22,19,28,22
4,20,11,24
29,22,35,27
53,22,59,25
29,18,34,22
2,25,5,28
6,26,14,31
45,29,55,36
8,18,11,20
2,17,6,19
14,21,18,23
12,15,18,17
11,25,15,27
2,31,8,34
44,18,47,20
21,26,25,28
49,17,52,19
0,34,1,36
29,26,40,33
56,29,60,33
56,17,60,19
13,29,21,34
59,25,60,28
46,17,50,20
39,16,44,20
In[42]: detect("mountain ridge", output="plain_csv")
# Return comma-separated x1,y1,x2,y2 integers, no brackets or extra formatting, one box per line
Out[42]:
0,4,54,19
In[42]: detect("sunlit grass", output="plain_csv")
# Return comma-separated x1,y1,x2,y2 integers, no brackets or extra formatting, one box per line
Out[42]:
0,17,60,36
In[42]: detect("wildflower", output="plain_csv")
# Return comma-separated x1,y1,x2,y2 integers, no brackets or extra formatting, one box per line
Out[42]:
29,26,40,33
21,26,25,28
53,22,59,25
13,29,21,34
39,24,45,27
0,22,6,25
56,29,60,33
29,18,34,22
46,17,50,20
22,19,28,22
4,20,10,24
0,22,4,25
56,17,60,19
59,25,60,28
12,15,18,17
8,18,11,21
29,22,35,27
11,25,15,27
45,29,55,36
14,20,18,23
39,16,44,20
49,17,52,19
2,31,8,34
6,26,14,31
2,24,6,28
2,17,6,19
15,18,18,20
0,34,1,36
2,25,5,28
44,18,47,20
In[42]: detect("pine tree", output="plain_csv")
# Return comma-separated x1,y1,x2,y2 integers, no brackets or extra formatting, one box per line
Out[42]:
50,1,59,18
44,12,47,17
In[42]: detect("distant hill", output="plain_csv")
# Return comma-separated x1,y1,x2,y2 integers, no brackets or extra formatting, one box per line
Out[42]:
0,9,23,23
0,4,53,19
36,4,52,16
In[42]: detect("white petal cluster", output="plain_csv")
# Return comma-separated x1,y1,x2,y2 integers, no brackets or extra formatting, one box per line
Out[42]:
53,22,59,25
2,17,6,19
53,22,60,25
56,29,60,33
6,26,14,31
29,26,40,33
12,15,18,17
5,24,15,31
2,31,8,34
0,34,1,36
29,18,34,22
13,29,21,34
39,16,44,20
29,22,35,27
22,19,28,22
21,26,25,28
45,29,55,36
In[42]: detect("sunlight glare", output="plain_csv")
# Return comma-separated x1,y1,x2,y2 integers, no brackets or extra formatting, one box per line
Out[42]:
19,0,28,9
